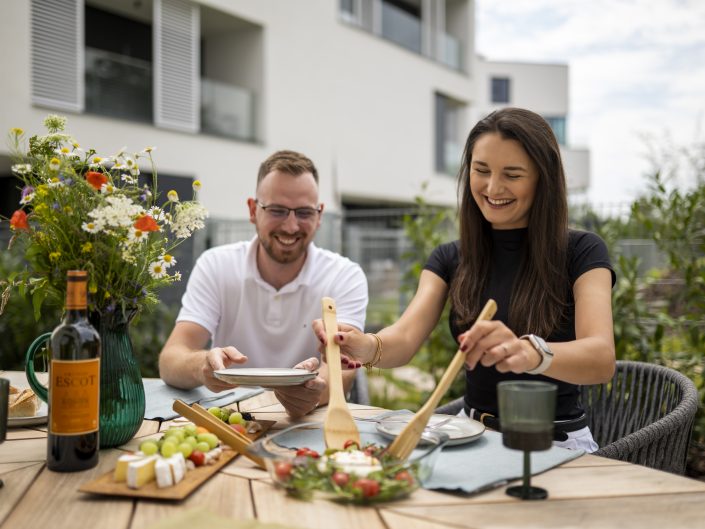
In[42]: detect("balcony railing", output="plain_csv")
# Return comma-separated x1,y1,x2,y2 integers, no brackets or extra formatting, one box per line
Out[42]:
84,47,152,123
200,78,255,142
381,2,421,54
438,32,462,71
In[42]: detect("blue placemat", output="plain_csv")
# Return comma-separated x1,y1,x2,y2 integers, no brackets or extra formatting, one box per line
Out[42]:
273,416,583,495
143,379,264,421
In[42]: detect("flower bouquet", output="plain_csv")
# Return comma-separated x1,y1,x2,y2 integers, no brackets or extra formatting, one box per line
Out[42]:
2,115,208,447
2,114,207,319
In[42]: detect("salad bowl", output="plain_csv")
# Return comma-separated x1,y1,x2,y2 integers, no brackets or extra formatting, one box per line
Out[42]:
248,421,448,503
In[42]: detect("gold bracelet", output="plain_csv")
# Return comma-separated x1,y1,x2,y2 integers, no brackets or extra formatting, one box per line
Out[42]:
364,333,383,372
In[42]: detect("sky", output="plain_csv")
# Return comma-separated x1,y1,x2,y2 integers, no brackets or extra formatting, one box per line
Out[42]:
475,0,705,210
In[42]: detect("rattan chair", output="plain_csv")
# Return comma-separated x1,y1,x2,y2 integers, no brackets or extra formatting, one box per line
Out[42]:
581,360,699,474
435,360,699,474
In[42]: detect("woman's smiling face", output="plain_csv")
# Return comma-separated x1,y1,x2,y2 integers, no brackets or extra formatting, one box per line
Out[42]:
469,132,539,230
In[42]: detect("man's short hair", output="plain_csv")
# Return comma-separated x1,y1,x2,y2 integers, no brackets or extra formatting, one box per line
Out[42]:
257,150,319,188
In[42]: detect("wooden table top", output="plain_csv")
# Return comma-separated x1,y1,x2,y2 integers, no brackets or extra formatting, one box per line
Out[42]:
2,371,705,529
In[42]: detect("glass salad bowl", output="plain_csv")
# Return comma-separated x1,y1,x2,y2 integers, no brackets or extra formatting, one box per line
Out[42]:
248,421,448,503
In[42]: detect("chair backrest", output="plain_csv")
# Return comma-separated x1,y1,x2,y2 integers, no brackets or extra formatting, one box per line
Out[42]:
580,360,699,474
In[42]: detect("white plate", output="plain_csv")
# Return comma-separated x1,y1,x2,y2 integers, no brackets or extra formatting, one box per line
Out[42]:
8,401,48,428
376,413,485,446
213,368,318,388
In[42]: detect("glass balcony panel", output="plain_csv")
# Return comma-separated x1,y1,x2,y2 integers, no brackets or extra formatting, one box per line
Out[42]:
84,47,153,123
201,78,255,142
438,32,462,71
381,2,421,54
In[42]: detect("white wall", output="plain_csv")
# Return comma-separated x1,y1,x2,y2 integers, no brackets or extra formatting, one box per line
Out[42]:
475,58,569,115
1,0,475,222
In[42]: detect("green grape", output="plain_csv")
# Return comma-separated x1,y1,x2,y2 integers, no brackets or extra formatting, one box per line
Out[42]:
207,407,222,419
177,442,193,458
195,441,210,453
184,424,197,435
166,428,185,441
184,436,198,448
163,435,180,446
197,433,219,449
160,441,177,457
228,412,244,425
220,407,231,421
140,440,159,456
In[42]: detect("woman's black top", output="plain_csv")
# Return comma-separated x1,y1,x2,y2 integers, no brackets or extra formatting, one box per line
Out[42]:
424,228,615,420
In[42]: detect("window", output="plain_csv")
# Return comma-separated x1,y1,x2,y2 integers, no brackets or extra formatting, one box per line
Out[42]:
84,5,153,123
545,116,567,146
491,77,510,104
435,93,465,175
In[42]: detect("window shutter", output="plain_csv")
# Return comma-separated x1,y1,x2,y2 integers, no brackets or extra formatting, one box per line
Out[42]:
154,0,200,133
30,0,84,112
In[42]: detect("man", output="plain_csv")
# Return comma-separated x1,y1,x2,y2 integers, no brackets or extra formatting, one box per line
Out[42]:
159,150,368,418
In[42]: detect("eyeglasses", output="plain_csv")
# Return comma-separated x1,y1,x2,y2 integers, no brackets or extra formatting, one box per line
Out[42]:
256,201,322,221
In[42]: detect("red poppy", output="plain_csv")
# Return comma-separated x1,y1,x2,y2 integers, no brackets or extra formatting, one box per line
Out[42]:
85,171,108,190
10,210,29,230
134,214,160,232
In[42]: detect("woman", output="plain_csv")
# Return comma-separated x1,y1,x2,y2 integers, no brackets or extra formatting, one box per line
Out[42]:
314,107,615,451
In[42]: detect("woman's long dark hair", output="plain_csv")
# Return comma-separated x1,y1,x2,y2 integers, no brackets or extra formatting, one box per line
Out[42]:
449,108,569,337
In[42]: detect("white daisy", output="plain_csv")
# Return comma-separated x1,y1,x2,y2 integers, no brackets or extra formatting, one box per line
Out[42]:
121,174,136,184
12,163,32,175
49,157,61,171
100,183,116,194
160,254,177,268
82,221,101,234
127,227,147,243
149,261,167,279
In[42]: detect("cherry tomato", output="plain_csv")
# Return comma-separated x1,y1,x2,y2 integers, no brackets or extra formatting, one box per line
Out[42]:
295,448,320,458
231,423,247,435
331,471,349,487
394,470,415,486
274,461,293,480
188,450,206,467
343,440,359,449
352,478,380,498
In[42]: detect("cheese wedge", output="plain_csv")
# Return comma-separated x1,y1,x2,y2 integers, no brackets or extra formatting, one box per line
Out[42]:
126,455,158,489
155,453,187,488
114,454,145,482
155,458,174,488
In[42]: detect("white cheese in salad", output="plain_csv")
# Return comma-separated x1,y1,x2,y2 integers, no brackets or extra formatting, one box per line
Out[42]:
322,450,383,476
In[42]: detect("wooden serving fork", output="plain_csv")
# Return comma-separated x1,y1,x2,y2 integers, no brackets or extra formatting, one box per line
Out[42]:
322,297,361,449
385,299,498,460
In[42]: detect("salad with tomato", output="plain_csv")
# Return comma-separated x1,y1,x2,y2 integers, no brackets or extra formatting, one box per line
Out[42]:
271,439,419,503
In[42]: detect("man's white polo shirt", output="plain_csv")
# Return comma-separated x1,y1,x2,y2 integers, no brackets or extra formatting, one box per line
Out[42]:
176,237,368,368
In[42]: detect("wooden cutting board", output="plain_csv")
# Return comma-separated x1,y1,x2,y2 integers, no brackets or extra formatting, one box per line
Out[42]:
79,419,275,501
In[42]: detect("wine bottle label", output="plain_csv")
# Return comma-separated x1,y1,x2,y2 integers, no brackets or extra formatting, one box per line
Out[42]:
49,359,100,435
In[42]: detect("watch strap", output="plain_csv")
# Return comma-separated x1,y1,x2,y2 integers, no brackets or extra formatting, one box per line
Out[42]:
520,334,554,375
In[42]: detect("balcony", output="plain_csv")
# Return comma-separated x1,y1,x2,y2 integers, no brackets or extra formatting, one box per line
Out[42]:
84,47,152,123
200,78,256,142
438,32,462,71
381,2,422,55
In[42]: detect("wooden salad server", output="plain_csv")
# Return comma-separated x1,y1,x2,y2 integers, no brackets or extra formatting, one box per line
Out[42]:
386,299,497,460
321,297,361,449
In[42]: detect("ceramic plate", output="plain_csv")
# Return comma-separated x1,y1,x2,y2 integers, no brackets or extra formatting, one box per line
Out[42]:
376,413,485,446
213,368,318,388
8,401,48,427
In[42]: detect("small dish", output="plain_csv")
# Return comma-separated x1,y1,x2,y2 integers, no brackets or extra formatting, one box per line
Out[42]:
213,368,317,387
248,421,448,503
8,401,48,427
376,413,485,446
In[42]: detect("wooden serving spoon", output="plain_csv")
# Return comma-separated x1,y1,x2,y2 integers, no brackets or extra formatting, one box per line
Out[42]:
321,297,361,449
385,299,497,460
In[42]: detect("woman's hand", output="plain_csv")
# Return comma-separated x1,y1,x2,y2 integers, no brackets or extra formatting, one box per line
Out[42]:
458,321,541,374
311,319,377,369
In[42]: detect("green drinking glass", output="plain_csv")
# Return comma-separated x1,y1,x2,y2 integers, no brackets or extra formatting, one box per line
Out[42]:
497,380,557,500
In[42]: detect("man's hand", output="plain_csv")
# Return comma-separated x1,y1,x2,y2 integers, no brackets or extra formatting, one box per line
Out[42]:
273,357,327,419
201,346,248,392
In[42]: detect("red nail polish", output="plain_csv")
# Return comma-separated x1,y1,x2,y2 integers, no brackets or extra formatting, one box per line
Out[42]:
336,333,343,341
460,344,467,352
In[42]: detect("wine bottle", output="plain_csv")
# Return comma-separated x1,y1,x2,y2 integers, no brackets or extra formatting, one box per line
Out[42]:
47,270,101,471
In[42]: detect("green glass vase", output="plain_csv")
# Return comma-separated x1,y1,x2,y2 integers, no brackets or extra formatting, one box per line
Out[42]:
89,308,145,448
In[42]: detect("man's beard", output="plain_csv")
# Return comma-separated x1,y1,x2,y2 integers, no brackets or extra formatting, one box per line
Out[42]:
258,230,308,264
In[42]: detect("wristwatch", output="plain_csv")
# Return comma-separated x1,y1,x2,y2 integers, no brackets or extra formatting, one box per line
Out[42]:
520,334,554,375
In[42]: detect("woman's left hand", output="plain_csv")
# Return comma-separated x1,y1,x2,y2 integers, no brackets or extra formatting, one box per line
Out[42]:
458,321,541,373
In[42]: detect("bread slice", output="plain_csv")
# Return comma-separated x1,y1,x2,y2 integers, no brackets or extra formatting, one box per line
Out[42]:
8,388,39,418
